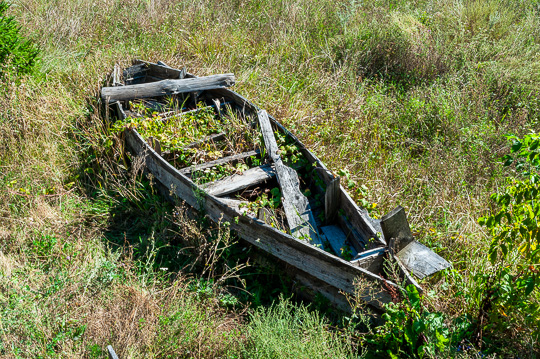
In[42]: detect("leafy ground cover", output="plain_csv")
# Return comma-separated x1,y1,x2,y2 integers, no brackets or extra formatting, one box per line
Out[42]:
1,0,539,357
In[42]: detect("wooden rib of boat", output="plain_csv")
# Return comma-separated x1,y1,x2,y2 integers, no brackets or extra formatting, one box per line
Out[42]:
101,60,450,310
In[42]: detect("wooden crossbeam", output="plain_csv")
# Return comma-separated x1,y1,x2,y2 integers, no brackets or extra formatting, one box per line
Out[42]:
101,74,235,102
202,164,276,196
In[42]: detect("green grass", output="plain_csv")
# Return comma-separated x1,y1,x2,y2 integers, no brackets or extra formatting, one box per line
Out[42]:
0,0,539,357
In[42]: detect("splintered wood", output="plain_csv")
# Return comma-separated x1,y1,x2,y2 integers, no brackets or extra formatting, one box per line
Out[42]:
258,110,321,245
101,74,235,102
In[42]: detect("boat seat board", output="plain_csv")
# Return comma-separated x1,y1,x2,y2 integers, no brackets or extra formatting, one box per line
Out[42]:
202,164,276,196
180,150,259,175
184,132,226,149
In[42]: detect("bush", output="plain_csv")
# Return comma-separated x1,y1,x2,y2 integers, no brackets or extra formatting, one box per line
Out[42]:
0,1,39,78
477,133,540,350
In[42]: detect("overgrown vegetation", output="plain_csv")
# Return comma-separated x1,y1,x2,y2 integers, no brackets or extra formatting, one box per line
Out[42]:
1,0,539,357
0,0,38,78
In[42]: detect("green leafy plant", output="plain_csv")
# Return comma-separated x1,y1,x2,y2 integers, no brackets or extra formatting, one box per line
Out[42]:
476,133,540,343
368,285,451,358
0,1,39,78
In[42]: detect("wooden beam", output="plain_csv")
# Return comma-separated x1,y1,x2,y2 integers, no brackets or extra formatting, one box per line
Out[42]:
180,150,259,175
183,132,226,149
258,110,321,245
101,74,235,102
325,175,340,223
202,164,276,196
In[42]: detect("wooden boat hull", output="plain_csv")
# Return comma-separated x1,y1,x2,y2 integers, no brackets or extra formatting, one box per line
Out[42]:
103,60,448,311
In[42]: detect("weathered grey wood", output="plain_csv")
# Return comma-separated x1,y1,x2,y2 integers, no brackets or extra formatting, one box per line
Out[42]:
101,74,235,102
396,241,451,279
113,63,122,87
202,164,276,196
124,63,147,84
216,197,249,214
381,206,414,253
116,101,397,310
389,243,423,294
111,65,407,310
184,132,226,149
147,136,162,156
135,59,186,79
351,247,386,273
257,207,275,224
337,214,366,252
321,225,352,257
258,110,321,245
107,345,119,359
325,175,340,223
180,150,259,175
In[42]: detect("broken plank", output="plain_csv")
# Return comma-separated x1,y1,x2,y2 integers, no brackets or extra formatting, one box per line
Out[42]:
202,164,275,196
183,132,226,149
351,247,386,273
381,206,414,253
258,109,321,245
101,74,235,102
325,175,340,223
396,241,451,279
180,150,259,175
135,59,186,79
147,136,162,156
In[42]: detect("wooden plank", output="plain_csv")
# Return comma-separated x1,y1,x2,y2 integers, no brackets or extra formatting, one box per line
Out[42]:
396,241,451,279
351,247,386,273
135,59,186,79
202,164,276,196
183,132,226,149
107,345,119,359
320,225,358,258
325,175,340,223
113,63,122,87
381,206,414,253
147,136,162,156
337,214,366,252
389,243,424,294
258,110,321,245
180,150,259,175
101,74,235,102
216,197,249,214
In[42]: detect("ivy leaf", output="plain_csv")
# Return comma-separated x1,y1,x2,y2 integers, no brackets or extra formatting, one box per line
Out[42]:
503,155,513,167
524,277,535,296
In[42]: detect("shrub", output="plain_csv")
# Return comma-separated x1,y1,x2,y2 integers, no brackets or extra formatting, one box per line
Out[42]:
477,133,540,351
0,1,39,79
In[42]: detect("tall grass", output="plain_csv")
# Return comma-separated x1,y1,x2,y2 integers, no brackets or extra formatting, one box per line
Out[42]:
0,0,539,356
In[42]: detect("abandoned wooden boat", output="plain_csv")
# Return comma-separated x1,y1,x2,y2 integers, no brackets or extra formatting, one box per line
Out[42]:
101,60,450,310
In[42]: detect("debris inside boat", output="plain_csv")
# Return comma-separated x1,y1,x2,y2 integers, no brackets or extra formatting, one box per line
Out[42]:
101,60,451,310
